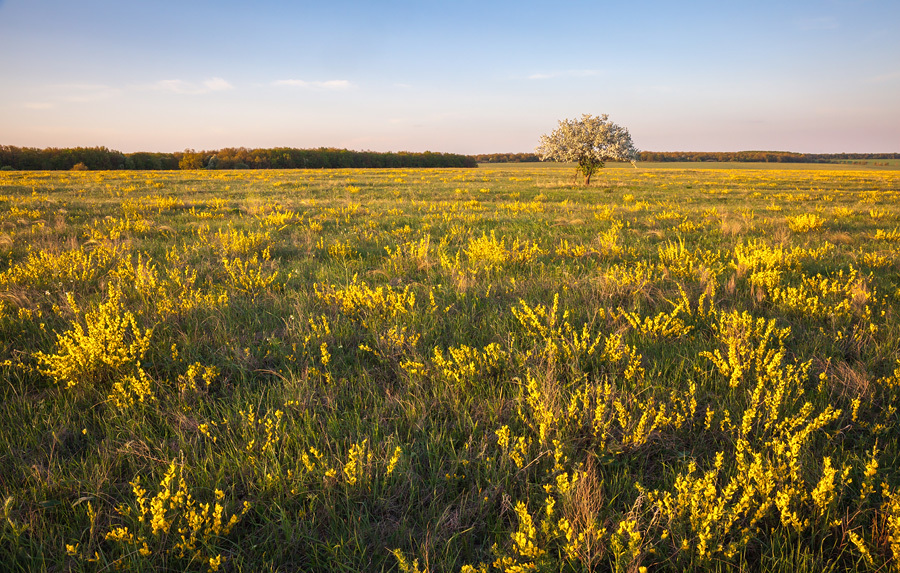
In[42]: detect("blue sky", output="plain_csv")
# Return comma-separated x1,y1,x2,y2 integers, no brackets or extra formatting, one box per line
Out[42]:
1,0,898,153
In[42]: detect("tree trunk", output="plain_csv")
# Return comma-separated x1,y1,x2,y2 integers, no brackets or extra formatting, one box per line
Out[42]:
578,158,599,186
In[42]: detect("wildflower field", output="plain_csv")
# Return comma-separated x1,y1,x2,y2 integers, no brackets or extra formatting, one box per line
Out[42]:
1,163,900,572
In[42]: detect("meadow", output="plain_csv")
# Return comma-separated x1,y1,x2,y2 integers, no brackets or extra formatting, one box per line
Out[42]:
1,163,899,572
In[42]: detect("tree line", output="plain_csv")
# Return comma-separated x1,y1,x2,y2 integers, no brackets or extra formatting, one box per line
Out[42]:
0,146,477,171
639,151,900,163
3,145,898,171
473,151,900,164
472,153,541,163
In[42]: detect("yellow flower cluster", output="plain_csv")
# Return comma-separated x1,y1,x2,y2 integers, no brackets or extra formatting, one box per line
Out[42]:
464,231,545,270
701,311,790,388
215,226,273,257
112,248,229,317
0,242,121,292
786,213,825,233
619,301,693,340
102,462,249,570
431,342,506,388
315,274,416,324
222,248,279,297
36,284,152,389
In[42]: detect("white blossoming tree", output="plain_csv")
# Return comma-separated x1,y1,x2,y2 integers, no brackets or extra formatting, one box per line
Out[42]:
536,114,639,185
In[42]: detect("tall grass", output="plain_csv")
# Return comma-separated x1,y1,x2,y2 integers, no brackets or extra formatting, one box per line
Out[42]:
1,165,899,571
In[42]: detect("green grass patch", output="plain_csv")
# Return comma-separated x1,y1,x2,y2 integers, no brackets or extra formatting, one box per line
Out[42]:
1,164,900,571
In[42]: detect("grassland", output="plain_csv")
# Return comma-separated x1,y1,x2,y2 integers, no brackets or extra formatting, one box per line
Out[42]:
1,164,899,572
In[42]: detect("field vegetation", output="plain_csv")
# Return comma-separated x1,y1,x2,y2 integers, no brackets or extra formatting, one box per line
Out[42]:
1,164,899,571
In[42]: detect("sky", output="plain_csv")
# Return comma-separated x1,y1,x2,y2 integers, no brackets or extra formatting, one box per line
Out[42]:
1,0,898,154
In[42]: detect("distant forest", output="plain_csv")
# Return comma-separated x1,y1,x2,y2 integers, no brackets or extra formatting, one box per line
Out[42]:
0,146,477,171
638,151,900,163
473,153,542,163
475,151,900,164
1,146,898,171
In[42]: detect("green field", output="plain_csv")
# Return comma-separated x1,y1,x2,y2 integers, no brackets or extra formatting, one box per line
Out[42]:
2,164,900,571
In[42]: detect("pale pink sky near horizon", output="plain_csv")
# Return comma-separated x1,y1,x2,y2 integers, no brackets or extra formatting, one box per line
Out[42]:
2,0,898,154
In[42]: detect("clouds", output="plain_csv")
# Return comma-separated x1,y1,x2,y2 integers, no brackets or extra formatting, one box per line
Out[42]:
273,79,354,90
18,75,362,114
153,77,357,93
153,77,234,95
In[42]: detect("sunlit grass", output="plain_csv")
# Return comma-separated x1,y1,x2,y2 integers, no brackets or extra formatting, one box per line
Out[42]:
1,165,899,571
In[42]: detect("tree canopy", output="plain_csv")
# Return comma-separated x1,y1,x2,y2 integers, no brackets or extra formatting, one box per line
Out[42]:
536,114,639,185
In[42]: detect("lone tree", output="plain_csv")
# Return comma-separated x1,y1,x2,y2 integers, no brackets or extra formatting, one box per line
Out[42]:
537,114,639,185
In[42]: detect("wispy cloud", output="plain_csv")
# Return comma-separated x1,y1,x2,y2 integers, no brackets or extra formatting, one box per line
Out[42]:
527,69,600,80
203,77,233,91
153,77,234,94
24,102,55,110
273,79,354,90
